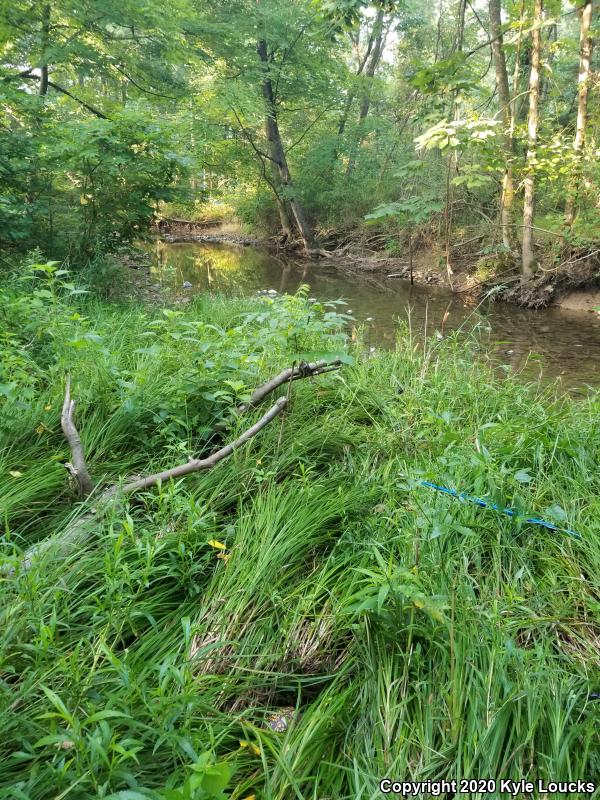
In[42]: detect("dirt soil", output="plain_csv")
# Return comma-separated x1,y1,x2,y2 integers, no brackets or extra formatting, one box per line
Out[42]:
500,252,600,309
555,288,600,312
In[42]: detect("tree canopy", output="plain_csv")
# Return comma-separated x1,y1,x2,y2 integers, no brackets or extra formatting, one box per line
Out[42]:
0,0,597,271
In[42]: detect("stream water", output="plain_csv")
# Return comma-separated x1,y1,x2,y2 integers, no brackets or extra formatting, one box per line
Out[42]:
152,240,600,392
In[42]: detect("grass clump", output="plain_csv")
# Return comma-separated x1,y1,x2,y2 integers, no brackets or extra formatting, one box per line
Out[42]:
0,269,599,798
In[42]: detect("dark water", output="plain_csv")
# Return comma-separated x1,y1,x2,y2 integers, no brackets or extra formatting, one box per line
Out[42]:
152,240,600,391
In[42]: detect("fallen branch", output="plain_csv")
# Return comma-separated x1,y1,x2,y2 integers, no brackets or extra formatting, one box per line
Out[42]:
235,359,342,416
120,397,288,495
12,397,289,572
307,247,336,259
5,359,346,574
61,376,93,497
451,234,486,249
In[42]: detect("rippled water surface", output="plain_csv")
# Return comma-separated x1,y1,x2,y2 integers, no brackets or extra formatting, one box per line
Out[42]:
152,240,600,391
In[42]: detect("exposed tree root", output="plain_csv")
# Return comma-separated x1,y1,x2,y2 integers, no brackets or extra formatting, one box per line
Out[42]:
499,250,600,308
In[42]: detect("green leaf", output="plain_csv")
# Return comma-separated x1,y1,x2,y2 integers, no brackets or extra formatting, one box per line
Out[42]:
201,762,232,794
514,470,533,484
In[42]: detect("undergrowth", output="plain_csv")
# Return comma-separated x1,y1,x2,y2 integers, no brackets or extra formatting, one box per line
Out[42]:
0,266,599,799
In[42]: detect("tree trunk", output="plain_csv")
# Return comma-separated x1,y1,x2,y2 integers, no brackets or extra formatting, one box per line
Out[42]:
273,175,294,242
510,0,525,135
565,0,593,227
338,16,379,136
357,8,386,124
489,0,517,252
522,0,543,278
39,4,50,96
257,39,315,251
345,8,386,177
453,0,467,53
540,22,557,104
443,0,467,277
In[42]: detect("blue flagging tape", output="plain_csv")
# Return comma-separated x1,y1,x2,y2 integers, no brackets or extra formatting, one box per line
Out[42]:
419,481,581,540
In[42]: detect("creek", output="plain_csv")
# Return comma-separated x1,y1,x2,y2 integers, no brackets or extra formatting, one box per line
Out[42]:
152,240,600,392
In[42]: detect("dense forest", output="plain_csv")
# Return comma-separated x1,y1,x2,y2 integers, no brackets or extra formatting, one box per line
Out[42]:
1,0,598,280
1,2,600,799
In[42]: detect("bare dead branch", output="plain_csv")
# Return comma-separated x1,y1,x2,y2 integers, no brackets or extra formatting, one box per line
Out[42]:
120,397,288,495
61,376,94,497
8,361,344,573
12,396,290,573
235,359,342,416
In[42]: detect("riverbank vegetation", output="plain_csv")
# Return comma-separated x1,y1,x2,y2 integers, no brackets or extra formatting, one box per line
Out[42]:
1,269,599,797
2,2,600,796
1,0,599,292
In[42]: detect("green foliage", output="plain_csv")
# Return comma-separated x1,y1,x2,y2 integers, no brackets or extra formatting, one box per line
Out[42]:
0,108,190,258
1,294,599,796
409,53,473,96
365,196,443,225
1,0,599,258
365,160,443,228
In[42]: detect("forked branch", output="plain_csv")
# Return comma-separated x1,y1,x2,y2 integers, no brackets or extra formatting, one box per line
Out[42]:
58,359,341,499
120,397,288,495
14,396,290,573
61,376,93,497
236,359,342,415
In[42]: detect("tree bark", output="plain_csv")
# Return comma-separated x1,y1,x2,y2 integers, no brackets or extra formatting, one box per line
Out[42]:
61,377,94,497
565,0,594,227
275,193,294,242
357,8,386,124
489,0,517,251
453,0,467,53
257,39,315,252
345,8,386,177
510,0,525,134
521,0,543,278
39,4,50,96
338,16,379,136
443,0,467,277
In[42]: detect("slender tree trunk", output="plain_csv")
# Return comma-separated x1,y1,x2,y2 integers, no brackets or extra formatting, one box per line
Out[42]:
39,4,50,96
338,18,378,137
257,39,315,252
345,8,386,177
565,0,593,227
453,0,467,53
540,22,557,104
357,8,386,124
489,0,516,251
444,0,467,277
510,0,525,135
522,0,543,278
434,0,444,62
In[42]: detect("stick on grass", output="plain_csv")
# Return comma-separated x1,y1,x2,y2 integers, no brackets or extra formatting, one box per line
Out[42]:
61,376,93,497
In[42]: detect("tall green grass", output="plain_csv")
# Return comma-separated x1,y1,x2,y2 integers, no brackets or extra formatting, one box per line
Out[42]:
0,279,599,798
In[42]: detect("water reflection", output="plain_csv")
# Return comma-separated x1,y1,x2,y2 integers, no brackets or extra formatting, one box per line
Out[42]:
152,239,600,390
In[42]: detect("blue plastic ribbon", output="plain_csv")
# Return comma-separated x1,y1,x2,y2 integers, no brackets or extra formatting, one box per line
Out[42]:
419,480,581,540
